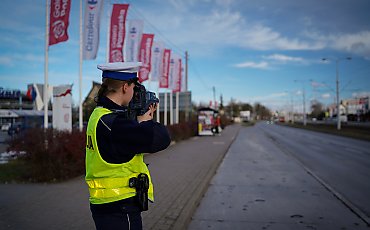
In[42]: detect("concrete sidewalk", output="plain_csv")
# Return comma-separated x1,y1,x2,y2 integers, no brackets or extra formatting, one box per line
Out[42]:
188,124,369,230
0,124,241,230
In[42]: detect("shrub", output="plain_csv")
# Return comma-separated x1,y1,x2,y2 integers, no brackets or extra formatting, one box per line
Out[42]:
220,114,233,128
4,118,231,182
167,121,198,142
7,128,86,182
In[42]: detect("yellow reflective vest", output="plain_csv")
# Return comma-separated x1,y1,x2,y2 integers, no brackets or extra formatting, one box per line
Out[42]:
85,107,154,204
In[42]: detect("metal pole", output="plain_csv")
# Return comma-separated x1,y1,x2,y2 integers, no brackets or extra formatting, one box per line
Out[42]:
44,0,49,130
170,91,173,125
185,51,188,91
185,51,189,121
164,92,167,125
156,85,160,123
79,0,83,131
176,92,179,123
303,85,306,126
19,94,22,110
291,92,294,123
336,60,341,130
106,1,111,62
322,57,351,130
213,86,216,110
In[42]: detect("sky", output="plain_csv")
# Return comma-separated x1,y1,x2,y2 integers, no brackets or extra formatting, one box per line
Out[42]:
0,0,370,113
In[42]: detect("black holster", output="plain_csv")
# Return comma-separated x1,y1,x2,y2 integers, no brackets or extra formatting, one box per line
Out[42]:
129,173,149,211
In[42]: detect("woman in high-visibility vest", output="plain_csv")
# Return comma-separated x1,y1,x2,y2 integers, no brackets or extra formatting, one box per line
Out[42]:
85,62,171,230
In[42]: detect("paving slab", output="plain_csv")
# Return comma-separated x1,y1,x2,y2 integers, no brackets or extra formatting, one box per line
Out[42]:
0,124,241,230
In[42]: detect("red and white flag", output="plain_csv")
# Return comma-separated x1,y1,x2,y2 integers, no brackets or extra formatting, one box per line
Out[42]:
125,20,144,62
172,58,182,92
83,0,104,60
150,42,164,81
138,33,154,82
159,49,171,88
109,4,129,62
168,54,181,91
49,0,71,46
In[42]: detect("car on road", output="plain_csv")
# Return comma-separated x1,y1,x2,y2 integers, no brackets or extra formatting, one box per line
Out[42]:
1,123,11,131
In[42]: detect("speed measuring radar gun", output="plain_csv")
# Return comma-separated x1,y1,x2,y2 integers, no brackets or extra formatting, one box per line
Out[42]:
97,62,159,120
129,83,159,118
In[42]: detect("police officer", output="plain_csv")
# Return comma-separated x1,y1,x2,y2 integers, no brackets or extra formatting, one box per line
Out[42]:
85,62,171,230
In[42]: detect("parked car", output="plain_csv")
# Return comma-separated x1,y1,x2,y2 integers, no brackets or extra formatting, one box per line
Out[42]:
1,123,11,131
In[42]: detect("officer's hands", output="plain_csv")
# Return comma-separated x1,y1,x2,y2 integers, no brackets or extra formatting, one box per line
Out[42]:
137,103,157,123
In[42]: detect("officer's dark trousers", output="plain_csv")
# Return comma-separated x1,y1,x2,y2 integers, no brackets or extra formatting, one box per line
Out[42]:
90,198,143,230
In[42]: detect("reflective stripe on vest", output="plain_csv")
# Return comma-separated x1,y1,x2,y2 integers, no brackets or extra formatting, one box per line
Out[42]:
85,107,154,204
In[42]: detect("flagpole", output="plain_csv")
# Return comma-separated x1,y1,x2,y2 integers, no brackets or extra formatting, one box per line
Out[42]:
79,0,83,131
156,84,160,123
106,1,111,62
170,90,173,125
164,92,167,125
176,91,179,123
44,0,49,129
148,73,152,91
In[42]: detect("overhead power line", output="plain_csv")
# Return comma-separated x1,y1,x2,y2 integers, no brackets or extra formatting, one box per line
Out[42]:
123,0,185,57
188,59,212,91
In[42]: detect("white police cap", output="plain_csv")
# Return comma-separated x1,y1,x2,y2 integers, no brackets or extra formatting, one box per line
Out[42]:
97,62,142,81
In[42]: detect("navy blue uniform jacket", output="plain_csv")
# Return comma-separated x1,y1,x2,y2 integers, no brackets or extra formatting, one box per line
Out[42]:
96,96,171,164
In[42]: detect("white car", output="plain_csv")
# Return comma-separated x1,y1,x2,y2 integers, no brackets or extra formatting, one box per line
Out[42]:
1,123,11,131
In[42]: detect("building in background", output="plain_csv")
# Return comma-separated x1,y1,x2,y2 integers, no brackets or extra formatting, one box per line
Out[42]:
158,91,192,124
0,109,52,132
0,87,33,110
0,84,52,130
343,96,369,121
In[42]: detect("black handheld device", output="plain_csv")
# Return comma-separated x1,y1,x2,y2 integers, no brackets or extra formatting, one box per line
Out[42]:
128,83,159,119
129,173,150,211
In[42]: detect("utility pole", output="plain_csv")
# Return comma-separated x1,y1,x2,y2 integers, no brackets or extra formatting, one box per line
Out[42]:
335,59,340,129
290,92,294,123
185,51,189,121
303,87,306,126
322,57,351,130
294,80,307,126
212,86,216,110
185,51,188,91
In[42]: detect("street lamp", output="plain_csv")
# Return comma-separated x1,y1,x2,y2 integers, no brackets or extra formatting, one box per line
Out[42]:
322,57,351,130
294,80,307,126
285,90,295,123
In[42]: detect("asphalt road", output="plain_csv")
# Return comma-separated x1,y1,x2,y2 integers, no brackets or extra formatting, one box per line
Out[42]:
189,122,370,229
258,122,370,224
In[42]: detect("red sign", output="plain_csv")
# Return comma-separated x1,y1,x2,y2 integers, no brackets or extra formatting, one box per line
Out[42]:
159,49,171,88
109,4,129,62
138,34,154,82
49,0,71,46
